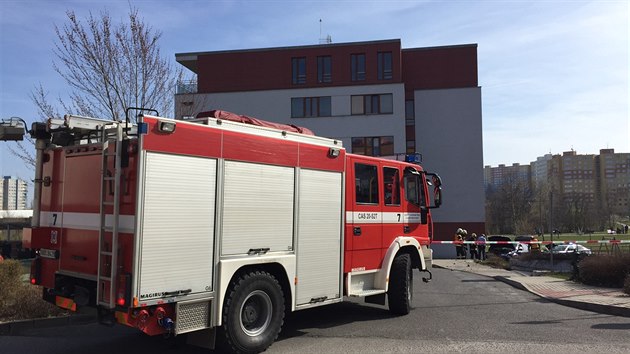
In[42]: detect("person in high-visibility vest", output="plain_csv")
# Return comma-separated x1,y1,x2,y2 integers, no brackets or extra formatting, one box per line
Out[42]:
454,228,464,259
530,236,540,253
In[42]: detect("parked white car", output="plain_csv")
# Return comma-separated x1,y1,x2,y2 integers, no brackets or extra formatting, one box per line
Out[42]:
501,242,530,259
551,244,592,255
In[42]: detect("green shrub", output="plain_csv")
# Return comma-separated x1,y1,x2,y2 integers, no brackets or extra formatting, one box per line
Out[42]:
0,260,67,322
578,255,630,288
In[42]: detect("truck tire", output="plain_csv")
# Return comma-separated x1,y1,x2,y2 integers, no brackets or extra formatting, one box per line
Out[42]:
388,253,413,315
219,270,285,354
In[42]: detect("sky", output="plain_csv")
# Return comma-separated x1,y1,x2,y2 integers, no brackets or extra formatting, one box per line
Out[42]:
1,0,628,185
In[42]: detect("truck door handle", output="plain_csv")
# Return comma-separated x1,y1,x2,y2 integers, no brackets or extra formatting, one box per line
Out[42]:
353,227,361,236
404,226,410,233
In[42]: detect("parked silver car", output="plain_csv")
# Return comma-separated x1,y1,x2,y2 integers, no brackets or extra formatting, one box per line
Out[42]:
551,244,592,255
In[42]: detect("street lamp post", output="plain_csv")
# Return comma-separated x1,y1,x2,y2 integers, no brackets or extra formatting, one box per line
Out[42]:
549,191,554,268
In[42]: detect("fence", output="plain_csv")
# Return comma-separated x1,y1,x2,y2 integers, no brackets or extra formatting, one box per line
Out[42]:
432,239,630,255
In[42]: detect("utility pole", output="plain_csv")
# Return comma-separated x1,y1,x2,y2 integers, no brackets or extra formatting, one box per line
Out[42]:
549,191,554,267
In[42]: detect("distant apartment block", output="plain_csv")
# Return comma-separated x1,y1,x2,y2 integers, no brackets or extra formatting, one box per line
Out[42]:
599,149,630,215
174,39,485,241
484,149,630,216
551,150,597,206
1,176,28,210
532,154,553,182
483,163,531,190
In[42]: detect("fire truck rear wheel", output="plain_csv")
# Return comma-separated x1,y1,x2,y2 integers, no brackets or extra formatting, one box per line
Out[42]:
388,253,413,315
219,270,285,354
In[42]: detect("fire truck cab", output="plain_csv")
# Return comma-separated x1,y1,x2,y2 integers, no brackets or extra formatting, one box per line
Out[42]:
19,110,442,353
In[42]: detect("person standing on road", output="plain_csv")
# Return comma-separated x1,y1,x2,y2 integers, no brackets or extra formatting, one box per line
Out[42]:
454,228,464,259
477,234,487,260
467,233,478,260
461,229,468,259
530,235,540,253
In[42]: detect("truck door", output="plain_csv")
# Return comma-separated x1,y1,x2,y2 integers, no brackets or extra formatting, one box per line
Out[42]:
381,165,404,259
403,167,430,246
348,161,382,271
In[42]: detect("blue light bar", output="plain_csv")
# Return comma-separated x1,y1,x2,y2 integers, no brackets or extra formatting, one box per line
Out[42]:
405,154,421,163
138,122,148,135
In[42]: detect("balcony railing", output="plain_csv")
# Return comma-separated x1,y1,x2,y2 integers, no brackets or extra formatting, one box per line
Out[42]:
176,80,197,94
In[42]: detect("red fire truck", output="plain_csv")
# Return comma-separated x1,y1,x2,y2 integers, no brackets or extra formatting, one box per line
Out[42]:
17,110,442,353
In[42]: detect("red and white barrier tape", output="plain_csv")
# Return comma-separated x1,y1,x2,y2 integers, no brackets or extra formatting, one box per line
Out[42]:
431,240,630,245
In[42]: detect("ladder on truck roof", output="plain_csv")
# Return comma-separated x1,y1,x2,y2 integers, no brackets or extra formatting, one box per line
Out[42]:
96,123,123,309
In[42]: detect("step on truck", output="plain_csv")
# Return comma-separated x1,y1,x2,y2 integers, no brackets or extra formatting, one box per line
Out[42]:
15,109,442,353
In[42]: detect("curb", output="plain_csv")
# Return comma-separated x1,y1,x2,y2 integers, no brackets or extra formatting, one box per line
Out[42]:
0,313,95,336
494,275,630,318
434,262,630,318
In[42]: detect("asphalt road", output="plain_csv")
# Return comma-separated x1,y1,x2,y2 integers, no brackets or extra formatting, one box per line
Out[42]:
2,268,630,354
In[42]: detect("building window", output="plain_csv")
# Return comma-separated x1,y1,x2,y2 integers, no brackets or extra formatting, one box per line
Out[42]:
291,96,331,118
292,57,306,84
377,52,392,80
405,100,415,125
351,94,393,115
351,53,365,81
352,136,394,156
317,56,332,83
405,100,415,153
355,163,379,204
406,141,416,154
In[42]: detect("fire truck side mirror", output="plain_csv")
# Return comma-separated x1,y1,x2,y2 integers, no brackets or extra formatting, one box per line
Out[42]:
433,187,442,208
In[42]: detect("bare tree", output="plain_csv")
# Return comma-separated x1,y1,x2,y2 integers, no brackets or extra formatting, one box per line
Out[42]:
485,171,534,234
51,8,180,119
12,7,180,168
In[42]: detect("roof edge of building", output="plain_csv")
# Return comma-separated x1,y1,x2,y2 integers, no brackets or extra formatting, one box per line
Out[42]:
402,43,478,53
175,38,402,59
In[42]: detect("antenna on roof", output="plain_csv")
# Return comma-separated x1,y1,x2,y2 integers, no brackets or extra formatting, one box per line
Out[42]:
319,19,332,44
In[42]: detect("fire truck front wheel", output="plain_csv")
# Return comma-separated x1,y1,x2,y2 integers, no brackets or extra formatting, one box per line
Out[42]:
387,253,413,315
219,270,285,354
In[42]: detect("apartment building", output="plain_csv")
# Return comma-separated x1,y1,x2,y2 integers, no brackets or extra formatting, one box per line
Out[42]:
598,149,630,215
557,151,597,204
1,176,28,210
484,163,531,190
485,149,630,217
532,154,553,183
174,39,485,245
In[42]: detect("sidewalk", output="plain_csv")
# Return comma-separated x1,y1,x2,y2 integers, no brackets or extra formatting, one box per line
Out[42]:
433,259,630,318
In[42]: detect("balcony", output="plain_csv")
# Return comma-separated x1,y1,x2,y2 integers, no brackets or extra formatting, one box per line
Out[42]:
176,80,197,94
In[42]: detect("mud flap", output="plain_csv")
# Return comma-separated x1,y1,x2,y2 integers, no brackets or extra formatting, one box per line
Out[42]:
365,293,386,306
186,327,216,350
97,307,116,327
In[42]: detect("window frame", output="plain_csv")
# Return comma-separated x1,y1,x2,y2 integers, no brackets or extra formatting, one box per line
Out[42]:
355,163,379,205
291,96,332,118
292,57,306,85
351,136,395,157
351,53,366,81
383,166,401,206
377,51,393,80
404,171,420,206
351,94,393,115
317,55,332,83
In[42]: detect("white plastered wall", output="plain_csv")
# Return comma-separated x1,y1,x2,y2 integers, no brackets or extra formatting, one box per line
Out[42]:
175,83,407,155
